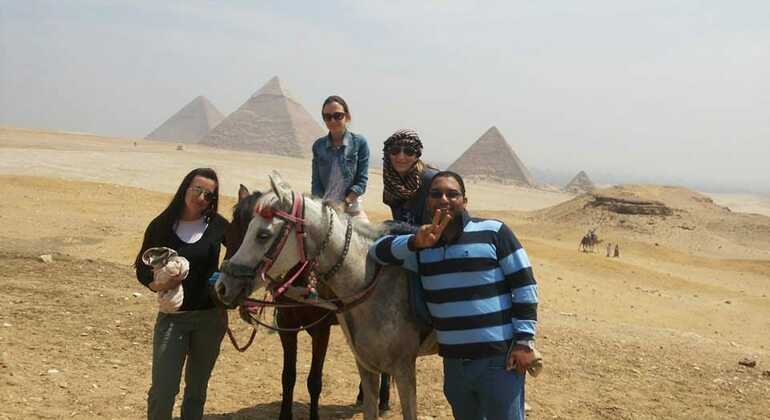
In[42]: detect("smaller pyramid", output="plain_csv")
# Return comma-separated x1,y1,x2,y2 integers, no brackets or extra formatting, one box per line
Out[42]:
145,96,224,143
448,126,534,186
564,171,595,193
199,76,324,158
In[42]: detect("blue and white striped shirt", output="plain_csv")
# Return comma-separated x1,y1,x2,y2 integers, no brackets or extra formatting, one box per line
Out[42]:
370,211,538,359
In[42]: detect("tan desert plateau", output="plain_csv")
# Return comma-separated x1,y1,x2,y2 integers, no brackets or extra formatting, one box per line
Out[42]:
1,126,769,419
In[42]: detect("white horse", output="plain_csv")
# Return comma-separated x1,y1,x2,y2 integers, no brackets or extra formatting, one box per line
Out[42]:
215,172,431,420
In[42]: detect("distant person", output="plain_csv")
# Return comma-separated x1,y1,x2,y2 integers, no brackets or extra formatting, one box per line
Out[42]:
134,168,229,420
370,171,539,420
311,95,370,220
606,242,612,257
614,243,620,258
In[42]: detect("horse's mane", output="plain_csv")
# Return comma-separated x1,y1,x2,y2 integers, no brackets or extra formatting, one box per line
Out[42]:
232,191,263,227
351,217,417,240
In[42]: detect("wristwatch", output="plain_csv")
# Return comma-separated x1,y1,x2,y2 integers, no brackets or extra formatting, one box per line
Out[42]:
515,339,535,350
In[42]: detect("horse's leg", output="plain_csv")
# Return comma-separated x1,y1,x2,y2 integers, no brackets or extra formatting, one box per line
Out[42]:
279,331,298,420
378,373,391,412
357,362,380,420
307,323,331,420
393,361,418,420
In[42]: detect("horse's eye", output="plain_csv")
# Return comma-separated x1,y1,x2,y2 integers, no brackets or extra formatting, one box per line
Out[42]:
256,230,271,242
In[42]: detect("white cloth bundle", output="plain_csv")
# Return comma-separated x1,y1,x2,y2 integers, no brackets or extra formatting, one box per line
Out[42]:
141,247,190,313
157,285,185,313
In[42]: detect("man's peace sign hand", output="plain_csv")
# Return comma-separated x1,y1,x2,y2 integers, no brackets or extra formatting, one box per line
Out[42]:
412,209,453,249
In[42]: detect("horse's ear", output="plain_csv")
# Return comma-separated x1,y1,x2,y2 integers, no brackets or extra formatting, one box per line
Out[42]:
268,171,293,209
238,184,250,201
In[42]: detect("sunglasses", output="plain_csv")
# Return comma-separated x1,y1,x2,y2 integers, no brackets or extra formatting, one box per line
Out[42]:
322,112,346,122
188,186,216,202
388,146,418,157
428,189,463,200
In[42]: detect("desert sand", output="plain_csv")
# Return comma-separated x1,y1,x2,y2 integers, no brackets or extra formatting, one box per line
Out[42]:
1,126,769,419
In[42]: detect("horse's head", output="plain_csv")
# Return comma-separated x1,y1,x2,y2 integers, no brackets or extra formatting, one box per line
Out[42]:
215,172,310,307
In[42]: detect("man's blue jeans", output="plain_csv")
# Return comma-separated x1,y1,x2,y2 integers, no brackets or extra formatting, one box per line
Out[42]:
443,354,526,420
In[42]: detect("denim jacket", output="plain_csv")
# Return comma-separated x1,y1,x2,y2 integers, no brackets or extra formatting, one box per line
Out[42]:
311,130,370,198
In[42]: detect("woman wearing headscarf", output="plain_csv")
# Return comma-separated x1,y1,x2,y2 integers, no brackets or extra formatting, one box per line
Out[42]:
382,129,437,226
354,129,438,409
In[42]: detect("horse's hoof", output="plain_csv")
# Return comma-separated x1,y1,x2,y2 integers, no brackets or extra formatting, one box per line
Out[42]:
379,402,390,412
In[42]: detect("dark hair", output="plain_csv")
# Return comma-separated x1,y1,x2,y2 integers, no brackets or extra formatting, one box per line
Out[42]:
321,95,351,119
430,170,466,197
133,167,219,269
161,167,219,225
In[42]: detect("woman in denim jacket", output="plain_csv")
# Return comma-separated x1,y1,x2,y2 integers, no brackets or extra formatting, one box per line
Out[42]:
311,95,370,219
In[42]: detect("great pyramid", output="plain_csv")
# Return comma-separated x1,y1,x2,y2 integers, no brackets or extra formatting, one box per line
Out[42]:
564,170,595,193
199,76,324,158
448,126,535,186
145,96,224,143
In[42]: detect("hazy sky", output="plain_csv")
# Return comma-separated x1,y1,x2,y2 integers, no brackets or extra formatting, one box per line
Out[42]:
1,1,768,192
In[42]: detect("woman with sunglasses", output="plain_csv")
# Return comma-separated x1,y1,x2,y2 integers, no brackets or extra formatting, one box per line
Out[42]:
354,129,438,408
311,95,370,219
381,130,437,333
134,167,229,420
382,129,437,226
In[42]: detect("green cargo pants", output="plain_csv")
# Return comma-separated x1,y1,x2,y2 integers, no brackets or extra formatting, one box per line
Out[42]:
147,308,226,420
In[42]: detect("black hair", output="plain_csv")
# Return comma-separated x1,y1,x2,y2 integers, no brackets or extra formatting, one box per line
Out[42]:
321,95,351,119
133,167,219,269
161,167,219,225
430,170,466,197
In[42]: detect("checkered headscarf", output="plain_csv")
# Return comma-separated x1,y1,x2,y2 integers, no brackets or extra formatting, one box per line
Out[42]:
382,129,423,157
382,129,425,207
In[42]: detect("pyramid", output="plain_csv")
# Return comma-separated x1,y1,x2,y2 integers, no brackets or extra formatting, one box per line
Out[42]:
199,76,324,158
448,126,535,186
564,170,595,193
145,96,224,143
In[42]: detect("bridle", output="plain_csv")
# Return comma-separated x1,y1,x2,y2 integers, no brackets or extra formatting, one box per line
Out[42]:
219,192,384,348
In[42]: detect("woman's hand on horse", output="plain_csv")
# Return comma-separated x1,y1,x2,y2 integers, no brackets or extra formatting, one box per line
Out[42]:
412,209,452,249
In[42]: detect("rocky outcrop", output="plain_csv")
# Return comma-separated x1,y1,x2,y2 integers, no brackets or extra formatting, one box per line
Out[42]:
586,195,674,216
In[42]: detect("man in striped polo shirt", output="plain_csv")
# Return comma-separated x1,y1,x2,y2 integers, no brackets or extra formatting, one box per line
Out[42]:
370,171,538,420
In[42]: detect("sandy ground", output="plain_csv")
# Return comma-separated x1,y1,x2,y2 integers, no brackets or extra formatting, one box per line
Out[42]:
0,127,573,214
1,127,770,419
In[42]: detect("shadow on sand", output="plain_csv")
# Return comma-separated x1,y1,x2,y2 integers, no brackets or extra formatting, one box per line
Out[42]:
203,400,364,419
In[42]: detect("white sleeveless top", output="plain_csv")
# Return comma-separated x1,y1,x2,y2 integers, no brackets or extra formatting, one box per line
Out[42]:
174,217,208,244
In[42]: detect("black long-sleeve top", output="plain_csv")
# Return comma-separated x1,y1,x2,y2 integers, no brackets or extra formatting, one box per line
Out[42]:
135,214,229,311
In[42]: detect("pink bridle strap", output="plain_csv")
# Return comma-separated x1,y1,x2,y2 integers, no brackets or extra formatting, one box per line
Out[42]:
272,260,311,298
257,192,311,300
